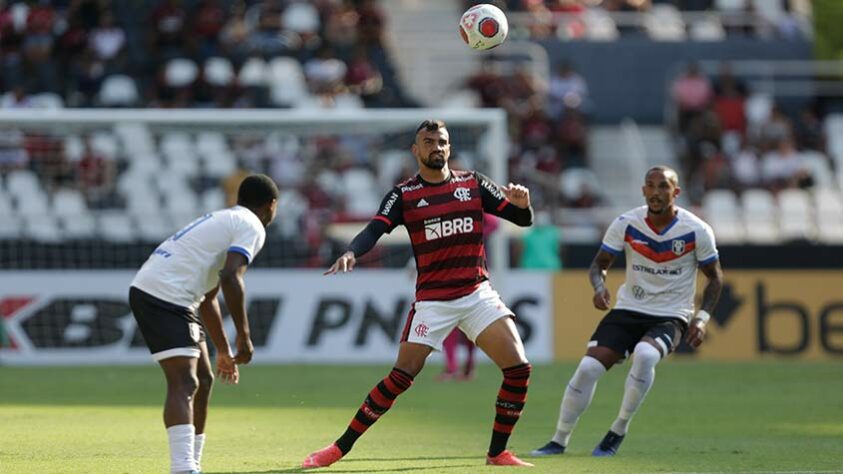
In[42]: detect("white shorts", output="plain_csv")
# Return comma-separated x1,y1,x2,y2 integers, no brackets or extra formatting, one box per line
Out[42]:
401,281,513,351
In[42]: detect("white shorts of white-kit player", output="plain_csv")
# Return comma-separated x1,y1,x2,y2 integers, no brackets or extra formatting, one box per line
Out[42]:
406,281,513,351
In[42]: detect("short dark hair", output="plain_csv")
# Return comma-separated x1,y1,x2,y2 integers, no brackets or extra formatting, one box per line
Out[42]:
415,119,447,135
237,174,279,208
645,166,679,187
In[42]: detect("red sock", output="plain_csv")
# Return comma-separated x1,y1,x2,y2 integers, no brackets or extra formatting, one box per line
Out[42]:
489,363,531,456
335,368,414,454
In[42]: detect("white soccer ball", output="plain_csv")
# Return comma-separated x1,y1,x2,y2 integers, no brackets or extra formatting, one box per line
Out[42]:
459,4,509,51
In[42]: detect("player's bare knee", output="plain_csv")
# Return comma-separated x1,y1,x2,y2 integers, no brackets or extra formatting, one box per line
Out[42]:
169,372,200,397
197,371,214,393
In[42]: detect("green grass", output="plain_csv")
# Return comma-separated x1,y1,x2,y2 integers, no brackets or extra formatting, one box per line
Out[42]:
1,362,842,473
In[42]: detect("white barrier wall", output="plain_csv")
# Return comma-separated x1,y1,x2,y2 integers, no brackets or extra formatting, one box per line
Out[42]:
0,270,553,365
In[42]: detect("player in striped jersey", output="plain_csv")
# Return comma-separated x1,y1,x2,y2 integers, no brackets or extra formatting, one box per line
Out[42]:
531,166,724,458
303,120,535,468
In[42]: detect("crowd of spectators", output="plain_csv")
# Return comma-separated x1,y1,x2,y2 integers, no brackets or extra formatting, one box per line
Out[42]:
463,58,598,212
670,61,834,204
0,0,410,109
464,0,812,42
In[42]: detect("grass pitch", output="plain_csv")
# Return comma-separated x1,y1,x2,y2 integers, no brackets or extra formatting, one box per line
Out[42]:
1,361,841,473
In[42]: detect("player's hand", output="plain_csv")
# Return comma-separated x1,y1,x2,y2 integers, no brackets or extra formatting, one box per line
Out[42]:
324,251,356,275
593,285,611,310
502,183,531,209
216,351,239,384
234,334,254,364
685,319,706,348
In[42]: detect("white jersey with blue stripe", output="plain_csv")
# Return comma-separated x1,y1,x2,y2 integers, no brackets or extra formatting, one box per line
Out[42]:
131,206,266,310
600,206,718,321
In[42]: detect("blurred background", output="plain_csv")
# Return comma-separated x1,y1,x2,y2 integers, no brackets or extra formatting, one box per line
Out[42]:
0,0,841,365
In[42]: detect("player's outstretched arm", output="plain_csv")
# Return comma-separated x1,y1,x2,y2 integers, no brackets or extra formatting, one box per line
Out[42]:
325,189,399,275
589,249,616,310
686,259,723,348
198,285,239,384
325,251,357,275
219,252,254,364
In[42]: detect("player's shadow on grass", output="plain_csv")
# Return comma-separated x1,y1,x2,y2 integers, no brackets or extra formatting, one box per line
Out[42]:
212,461,477,474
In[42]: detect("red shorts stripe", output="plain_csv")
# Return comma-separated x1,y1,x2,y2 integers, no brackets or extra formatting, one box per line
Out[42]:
400,305,416,343
496,199,509,212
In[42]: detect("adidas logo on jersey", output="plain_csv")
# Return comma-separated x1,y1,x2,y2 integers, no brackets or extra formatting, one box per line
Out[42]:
417,198,429,207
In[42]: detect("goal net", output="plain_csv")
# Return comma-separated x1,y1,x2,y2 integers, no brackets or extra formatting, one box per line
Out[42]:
0,108,508,271
0,108,556,365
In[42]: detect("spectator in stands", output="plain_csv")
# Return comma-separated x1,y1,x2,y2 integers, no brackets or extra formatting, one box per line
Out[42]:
26,133,71,192
466,58,508,109
712,64,747,135
323,0,360,59
219,1,252,62
671,62,713,133
557,104,588,167
149,0,188,60
0,84,33,108
190,0,226,59
305,45,348,96
248,0,290,57
794,107,825,152
21,1,59,93
68,48,106,107
345,46,384,107
75,135,117,205
88,11,126,71
730,141,761,191
522,0,556,39
761,138,812,191
759,105,794,150
0,128,29,171
547,61,588,119
357,0,386,48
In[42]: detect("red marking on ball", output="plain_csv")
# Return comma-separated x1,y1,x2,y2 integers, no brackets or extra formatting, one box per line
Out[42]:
479,18,499,38
459,26,469,43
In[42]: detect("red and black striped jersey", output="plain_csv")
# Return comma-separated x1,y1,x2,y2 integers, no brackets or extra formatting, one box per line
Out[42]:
350,169,533,301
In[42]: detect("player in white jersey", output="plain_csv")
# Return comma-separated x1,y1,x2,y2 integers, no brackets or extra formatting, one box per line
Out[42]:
532,166,723,458
129,174,279,474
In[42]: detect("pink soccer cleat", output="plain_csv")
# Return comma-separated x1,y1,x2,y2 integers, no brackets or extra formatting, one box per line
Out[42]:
302,443,343,469
486,450,535,467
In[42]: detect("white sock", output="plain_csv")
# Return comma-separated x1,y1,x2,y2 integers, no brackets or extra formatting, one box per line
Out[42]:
167,424,196,473
611,342,661,435
552,356,606,447
194,433,205,470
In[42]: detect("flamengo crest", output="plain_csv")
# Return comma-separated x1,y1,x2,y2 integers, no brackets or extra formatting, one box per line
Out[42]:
454,187,471,202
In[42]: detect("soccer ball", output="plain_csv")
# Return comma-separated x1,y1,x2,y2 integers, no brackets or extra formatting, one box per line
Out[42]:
459,4,509,51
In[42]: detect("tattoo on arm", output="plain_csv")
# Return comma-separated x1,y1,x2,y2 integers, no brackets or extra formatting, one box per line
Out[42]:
699,261,723,313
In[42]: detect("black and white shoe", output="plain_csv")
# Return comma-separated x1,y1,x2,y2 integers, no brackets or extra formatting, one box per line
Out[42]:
592,431,625,457
530,440,566,456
